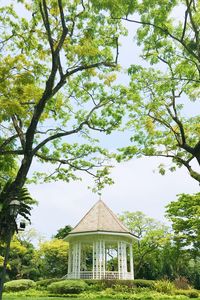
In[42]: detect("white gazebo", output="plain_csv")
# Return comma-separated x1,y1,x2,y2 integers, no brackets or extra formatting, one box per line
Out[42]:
65,200,137,280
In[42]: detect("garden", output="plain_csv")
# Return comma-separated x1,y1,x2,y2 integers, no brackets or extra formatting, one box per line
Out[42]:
2,278,200,300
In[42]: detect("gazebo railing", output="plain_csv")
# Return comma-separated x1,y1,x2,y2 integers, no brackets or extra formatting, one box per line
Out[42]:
64,271,133,280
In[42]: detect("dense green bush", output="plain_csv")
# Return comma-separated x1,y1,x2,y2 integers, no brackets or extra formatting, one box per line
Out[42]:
48,279,88,294
4,279,36,292
84,279,152,290
175,289,199,298
36,278,62,289
133,279,155,288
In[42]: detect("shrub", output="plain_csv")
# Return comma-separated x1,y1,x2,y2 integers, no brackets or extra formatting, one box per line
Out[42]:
175,289,199,298
84,279,136,291
48,279,88,294
4,279,36,292
84,279,106,291
36,278,62,289
133,279,155,288
174,276,191,290
153,280,175,294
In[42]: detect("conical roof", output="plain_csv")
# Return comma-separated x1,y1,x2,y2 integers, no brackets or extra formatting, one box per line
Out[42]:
69,200,131,235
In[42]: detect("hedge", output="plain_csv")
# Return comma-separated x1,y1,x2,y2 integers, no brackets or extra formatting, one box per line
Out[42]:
4,279,36,292
48,279,88,294
36,278,62,289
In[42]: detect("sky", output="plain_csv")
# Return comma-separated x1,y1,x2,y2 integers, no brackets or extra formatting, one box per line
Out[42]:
13,4,199,243
28,157,199,242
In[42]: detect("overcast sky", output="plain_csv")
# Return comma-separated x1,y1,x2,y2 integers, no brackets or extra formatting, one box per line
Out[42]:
28,156,199,242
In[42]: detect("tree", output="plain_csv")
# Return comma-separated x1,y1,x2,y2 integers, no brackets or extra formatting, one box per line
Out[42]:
54,225,73,239
34,239,69,278
116,0,200,183
0,236,38,281
0,184,36,299
0,0,126,220
166,192,200,257
119,211,170,278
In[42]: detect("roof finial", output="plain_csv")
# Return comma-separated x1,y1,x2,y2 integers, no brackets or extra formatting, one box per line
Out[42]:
97,188,102,201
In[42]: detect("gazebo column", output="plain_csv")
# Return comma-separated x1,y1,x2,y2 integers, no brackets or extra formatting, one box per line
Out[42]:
72,242,81,278
67,245,72,276
118,241,127,279
93,240,106,279
129,243,134,279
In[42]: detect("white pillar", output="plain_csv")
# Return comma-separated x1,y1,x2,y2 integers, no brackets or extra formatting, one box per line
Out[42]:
118,241,127,279
72,242,81,278
118,241,122,279
68,245,72,276
93,240,106,279
129,244,134,279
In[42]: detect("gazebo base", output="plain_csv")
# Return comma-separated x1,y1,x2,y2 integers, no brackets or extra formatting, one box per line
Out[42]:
64,271,134,280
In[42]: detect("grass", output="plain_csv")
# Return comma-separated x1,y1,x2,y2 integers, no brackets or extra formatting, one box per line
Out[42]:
3,298,112,300
3,298,85,300
3,296,200,300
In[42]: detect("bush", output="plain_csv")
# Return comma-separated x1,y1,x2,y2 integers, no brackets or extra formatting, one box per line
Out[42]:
36,278,62,289
174,276,191,290
133,279,155,288
84,279,106,291
4,279,36,292
84,279,154,290
153,280,175,294
48,279,88,294
175,289,199,298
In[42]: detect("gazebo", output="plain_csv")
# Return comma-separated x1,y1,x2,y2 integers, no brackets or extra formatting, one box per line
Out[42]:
65,200,137,280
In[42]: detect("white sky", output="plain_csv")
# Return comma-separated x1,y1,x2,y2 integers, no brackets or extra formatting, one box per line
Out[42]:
28,156,199,242
14,6,199,243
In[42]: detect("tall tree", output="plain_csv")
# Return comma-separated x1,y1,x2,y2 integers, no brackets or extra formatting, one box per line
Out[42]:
116,0,200,183
0,0,125,228
166,192,200,257
34,239,69,278
119,211,169,278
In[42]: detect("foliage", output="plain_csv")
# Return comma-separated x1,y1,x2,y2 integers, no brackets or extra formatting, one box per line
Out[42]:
2,278,200,299
34,239,68,278
166,193,200,257
117,0,200,183
4,279,36,292
174,277,191,290
119,211,170,278
10,238,38,280
0,182,36,240
48,279,88,294
175,289,200,299
53,225,73,239
0,0,127,210
2,294,199,300
133,279,155,288
153,280,175,294
36,278,62,290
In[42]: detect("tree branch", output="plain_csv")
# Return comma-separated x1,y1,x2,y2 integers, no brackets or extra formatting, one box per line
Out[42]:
11,115,25,150
0,134,18,151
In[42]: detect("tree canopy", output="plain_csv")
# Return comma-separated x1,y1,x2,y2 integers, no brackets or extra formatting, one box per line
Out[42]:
0,0,128,211
117,0,200,183
166,192,200,257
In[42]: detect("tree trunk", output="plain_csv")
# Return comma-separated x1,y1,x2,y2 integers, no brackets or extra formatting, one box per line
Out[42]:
0,230,12,300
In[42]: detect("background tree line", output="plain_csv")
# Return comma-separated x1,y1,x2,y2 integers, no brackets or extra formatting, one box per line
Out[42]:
1,192,199,289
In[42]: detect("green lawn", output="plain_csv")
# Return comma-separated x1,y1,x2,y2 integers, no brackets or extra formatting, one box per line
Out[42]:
3,296,200,300
3,298,111,300
3,298,83,300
